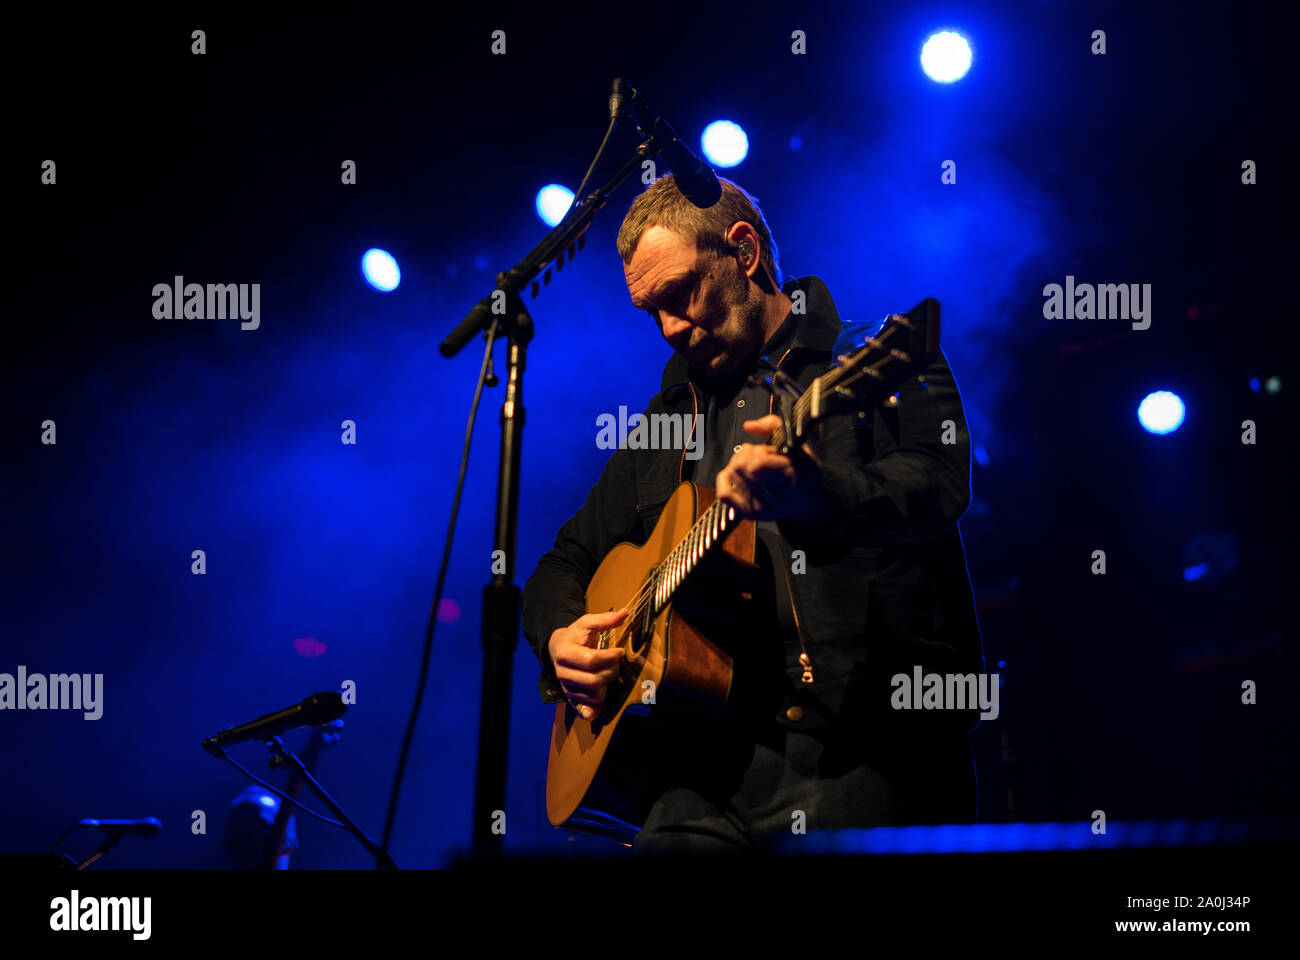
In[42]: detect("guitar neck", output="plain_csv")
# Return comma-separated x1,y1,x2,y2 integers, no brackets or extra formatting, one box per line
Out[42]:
630,304,936,633
648,496,735,618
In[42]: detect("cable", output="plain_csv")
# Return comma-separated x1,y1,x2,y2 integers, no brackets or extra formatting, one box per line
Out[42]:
573,115,619,207
379,316,500,862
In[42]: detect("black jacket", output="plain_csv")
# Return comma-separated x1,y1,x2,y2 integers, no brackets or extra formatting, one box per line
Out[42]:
521,276,984,744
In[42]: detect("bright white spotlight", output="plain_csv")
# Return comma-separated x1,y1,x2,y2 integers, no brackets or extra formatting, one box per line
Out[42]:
535,184,575,227
1138,391,1186,435
361,248,400,292
921,31,973,83
700,120,749,168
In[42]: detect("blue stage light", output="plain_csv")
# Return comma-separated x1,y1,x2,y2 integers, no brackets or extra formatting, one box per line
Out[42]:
700,120,749,168
535,184,575,227
1137,391,1186,434
921,31,973,83
361,249,400,292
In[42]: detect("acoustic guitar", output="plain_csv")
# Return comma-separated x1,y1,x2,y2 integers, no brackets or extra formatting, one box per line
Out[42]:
546,298,941,840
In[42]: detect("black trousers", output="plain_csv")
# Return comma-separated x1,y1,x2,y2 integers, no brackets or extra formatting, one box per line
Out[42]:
632,709,977,855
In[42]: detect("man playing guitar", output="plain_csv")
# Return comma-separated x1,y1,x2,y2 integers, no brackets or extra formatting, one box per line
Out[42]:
522,174,984,853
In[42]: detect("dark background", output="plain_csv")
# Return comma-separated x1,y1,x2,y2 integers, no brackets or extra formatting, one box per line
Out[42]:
4,0,1295,868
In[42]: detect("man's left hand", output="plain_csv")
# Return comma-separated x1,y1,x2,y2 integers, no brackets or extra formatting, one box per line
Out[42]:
715,414,830,523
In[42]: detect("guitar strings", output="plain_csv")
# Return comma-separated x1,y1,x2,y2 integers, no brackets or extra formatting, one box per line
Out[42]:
603,372,820,649
603,333,898,651
607,498,726,649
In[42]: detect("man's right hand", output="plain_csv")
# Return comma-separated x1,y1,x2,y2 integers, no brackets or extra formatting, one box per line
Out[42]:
548,609,629,721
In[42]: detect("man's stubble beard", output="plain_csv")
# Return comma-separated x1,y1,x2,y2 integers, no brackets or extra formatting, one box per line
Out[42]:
703,261,766,377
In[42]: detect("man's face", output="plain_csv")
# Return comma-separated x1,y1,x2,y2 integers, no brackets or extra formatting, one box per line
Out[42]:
624,225,765,377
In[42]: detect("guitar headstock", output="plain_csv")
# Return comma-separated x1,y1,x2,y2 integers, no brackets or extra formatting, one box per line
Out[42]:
827,297,940,409
763,297,941,453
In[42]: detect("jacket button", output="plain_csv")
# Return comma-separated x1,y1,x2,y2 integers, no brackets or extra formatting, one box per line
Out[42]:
785,705,804,722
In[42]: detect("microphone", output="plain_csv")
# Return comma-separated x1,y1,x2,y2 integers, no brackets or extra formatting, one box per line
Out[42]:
613,78,722,208
440,294,495,358
77,818,162,838
608,77,626,121
202,691,346,757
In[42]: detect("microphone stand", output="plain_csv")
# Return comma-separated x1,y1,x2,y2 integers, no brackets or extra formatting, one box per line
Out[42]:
262,737,398,870
76,835,124,871
46,821,150,870
441,133,665,858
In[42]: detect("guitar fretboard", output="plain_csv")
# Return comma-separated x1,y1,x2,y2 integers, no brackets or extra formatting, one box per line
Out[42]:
617,321,911,642
649,497,735,616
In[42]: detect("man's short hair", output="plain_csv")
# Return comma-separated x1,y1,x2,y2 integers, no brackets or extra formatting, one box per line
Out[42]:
616,174,783,286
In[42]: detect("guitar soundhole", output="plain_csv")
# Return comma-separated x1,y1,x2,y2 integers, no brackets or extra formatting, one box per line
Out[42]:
627,626,646,660
626,581,657,660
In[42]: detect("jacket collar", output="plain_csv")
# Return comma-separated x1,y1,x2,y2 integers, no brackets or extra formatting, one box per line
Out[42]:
659,276,842,397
